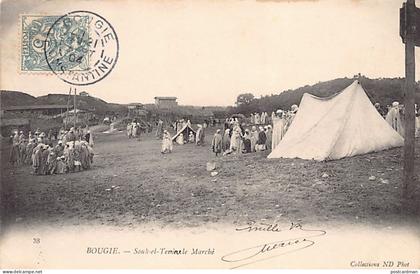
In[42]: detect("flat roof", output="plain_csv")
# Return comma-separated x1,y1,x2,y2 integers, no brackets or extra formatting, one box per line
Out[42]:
3,105,70,111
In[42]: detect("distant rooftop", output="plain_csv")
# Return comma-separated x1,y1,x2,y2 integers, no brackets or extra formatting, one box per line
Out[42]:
127,103,144,106
154,96,177,100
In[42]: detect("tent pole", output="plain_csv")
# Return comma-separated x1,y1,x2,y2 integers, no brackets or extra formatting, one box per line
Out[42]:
403,0,416,203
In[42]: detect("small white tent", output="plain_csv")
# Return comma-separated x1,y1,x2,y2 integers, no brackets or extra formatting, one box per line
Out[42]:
268,81,404,161
172,123,196,142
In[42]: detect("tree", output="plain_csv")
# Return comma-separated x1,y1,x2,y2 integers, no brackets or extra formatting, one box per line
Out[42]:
230,77,417,116
236,93,255,106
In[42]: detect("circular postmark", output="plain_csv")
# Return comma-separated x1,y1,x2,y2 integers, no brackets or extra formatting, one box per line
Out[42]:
44,10,119,86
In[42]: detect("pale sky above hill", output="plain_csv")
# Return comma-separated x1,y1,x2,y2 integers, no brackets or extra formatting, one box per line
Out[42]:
1,0,419,106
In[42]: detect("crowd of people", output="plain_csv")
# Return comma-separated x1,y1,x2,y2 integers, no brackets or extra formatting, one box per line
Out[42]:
97,98,420,161
218,120,271,155
153,105,301,157
212,105,299,156
250,112,270,125
209,100,419,157
9,126,94,175
9,98,419,178
126,121,146,139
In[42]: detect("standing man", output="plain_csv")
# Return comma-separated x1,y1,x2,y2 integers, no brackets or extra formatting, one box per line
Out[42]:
155,119,163,139
196,125,203,146
211,129,223,156
265,125,272,150
257,126,267,151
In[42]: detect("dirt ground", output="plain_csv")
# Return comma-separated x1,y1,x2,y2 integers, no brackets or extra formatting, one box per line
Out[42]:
1,127,419,231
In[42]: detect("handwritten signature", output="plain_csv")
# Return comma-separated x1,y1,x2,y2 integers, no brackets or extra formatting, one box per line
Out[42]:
221,221,326,268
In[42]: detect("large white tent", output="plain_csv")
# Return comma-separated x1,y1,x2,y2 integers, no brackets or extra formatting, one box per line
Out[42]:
268,80,404,161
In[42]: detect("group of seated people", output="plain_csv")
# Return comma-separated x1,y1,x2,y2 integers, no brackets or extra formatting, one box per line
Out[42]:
9,127,94,175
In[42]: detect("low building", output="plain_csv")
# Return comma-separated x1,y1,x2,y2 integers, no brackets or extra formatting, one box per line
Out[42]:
2,105,69,116
127,103,148,118
79,91,90,96
154,97,177,108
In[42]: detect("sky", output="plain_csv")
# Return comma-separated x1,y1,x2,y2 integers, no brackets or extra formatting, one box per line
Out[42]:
1,0,419,106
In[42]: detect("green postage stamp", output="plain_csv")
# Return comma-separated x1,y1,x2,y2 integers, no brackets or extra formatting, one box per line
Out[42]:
21,15,90,72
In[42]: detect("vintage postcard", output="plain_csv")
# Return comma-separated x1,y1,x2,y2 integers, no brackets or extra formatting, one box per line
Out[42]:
0,0,419,272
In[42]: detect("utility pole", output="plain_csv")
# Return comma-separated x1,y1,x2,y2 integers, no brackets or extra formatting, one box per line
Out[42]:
400,0,418,202
74,87,77,129
65,87,72,130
